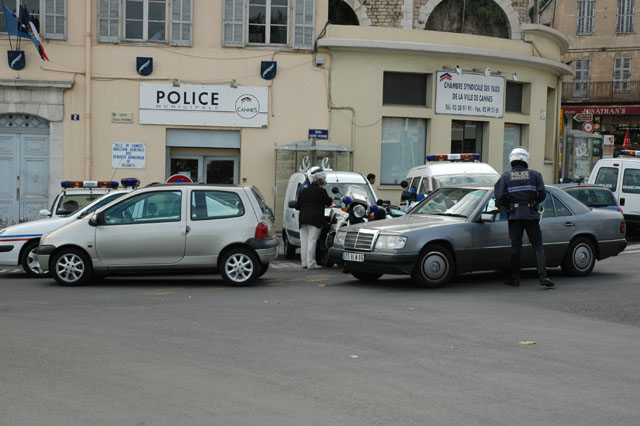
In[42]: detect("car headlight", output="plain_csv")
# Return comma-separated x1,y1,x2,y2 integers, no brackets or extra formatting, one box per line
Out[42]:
375,234,407,251
352,204,366,219
334,230,347,247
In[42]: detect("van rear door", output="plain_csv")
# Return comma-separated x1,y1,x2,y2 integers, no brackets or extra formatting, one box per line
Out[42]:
620,161,640,217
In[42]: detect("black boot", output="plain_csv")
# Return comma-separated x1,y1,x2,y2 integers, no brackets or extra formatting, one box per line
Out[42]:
504,254,520,287
536,251,555,288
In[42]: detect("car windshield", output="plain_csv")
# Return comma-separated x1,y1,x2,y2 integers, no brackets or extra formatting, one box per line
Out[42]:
411,188,489,218
326,183,375,208
78,192,128,218
436,174,498,187
56,193,104,216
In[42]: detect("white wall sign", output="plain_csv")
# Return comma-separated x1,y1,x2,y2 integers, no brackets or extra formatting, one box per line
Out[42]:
139,83,268,128
435,71,505,118
112,142,146,169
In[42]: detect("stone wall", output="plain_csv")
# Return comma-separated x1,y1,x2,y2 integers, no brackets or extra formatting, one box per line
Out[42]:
361,0,405,27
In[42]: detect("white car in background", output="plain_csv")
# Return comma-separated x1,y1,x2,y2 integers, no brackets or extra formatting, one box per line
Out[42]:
0,179,139,277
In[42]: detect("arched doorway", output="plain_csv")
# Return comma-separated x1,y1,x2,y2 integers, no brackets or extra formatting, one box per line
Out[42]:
0,114,50,226
426,0,510,38
329,0,360,25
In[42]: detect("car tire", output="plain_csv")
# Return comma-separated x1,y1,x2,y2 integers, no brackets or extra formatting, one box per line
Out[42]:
561,237,596,276
351,272,382,281
51,248,93,286
411,244,454,288
220,247,260,286
283,231,296,259
258,262,269,277
20,240,48,278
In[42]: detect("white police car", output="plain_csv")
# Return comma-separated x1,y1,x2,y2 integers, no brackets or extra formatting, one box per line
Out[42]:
400,153,500,210
0,178,139,277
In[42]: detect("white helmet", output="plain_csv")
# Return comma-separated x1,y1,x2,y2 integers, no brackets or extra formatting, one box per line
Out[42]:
306,166,322,182
509,147,530,167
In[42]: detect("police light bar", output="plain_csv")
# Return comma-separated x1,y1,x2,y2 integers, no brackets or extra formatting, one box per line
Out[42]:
426,153,480,162
120,178,141,188
60,180,119,189
620,150,640,157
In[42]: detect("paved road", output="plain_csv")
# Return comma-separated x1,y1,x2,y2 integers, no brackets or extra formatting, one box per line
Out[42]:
1,242,639,426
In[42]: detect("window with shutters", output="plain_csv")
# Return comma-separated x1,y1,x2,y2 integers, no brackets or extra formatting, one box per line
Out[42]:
224,0,315,50
614,57,631,93
0,0,66,39
576,0,595,35
616,0,634,33
573,58,591,98
98,0,192,46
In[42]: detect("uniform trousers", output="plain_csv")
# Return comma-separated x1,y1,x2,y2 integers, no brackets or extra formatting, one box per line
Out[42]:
300,224,322,268
508,219,544,256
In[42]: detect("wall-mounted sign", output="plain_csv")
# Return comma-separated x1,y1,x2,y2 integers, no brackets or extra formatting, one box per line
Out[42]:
582,121,594,133
573,113,593,122
563,106,640,115
71,114,80,121
136,57,153,76
261,61,277,80
435,71,505,118
308,129,328,139
139,83,268,128
112,142,146,169
112,112,134,123
7,50,25,70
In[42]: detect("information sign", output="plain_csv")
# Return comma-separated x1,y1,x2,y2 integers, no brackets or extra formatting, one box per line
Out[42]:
112,142,146,169
308,129,329,139
435,71,505,118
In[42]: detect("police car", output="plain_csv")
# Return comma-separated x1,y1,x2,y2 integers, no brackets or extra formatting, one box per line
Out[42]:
400,153,500,210
0,178,139,277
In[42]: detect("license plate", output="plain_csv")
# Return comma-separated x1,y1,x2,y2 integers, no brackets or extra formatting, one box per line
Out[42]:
342,252,364,262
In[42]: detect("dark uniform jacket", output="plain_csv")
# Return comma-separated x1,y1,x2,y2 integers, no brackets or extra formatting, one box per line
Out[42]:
296,183,332,228
494,165,546,220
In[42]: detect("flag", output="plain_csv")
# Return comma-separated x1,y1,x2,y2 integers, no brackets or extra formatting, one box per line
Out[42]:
2,3,31,39
623,129,631,148
19,4,48,61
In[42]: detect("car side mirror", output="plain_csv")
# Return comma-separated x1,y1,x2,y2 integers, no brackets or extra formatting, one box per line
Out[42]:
400,191,416,202
480,213,496,223
89,212,105,227
39,209,51,217
288,200,297,208
400,180,408,188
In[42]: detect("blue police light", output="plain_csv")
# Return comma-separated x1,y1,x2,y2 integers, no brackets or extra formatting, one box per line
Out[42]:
620,150,640,157
342,196,352,205
426,153,480,162
120,178,141,188
369,204,379,213
416,194,426,202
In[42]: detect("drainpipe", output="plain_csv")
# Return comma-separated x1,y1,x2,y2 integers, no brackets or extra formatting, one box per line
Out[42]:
84,1,92,178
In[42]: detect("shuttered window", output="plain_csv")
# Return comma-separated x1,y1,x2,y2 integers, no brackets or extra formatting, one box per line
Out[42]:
616,0,634,33
171,0,192,46
293,0,314,50
573,58,591,98
576,0,595,35
43,0,65,39
613,57,631,93
98,0,121,42
223,0,245,47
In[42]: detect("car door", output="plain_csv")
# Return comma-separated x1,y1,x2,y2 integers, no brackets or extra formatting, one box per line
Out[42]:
470,194,510,271
538,192,576,265
620,163,640,217
95,189,186,266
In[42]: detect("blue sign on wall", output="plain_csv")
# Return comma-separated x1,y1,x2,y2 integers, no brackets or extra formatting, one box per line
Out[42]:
308,129,328,139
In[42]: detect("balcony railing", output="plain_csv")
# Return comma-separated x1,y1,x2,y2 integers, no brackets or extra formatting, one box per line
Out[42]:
562,81,640,103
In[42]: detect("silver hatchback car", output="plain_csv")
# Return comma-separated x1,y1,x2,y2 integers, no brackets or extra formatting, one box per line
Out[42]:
37,184,279,286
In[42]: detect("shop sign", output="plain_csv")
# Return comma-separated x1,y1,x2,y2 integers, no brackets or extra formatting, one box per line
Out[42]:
562,105,640,115
139,83,268,128
112,112,133,124
435,71,505,118
112,142,146,169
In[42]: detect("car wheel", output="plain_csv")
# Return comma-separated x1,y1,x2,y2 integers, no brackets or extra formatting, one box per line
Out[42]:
220,247,259,286
20,240,48,278
51,248,93,286
258,262,269,277
411,244,454,288
561,237,596,276
283,231,296,259
351,272,382,281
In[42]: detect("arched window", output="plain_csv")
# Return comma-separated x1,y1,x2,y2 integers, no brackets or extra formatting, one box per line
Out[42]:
329,0,359,25
426,0,510,39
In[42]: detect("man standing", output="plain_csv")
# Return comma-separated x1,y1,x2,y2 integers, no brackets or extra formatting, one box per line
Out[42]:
494,147,555,288
367,173,376,185
295,172,333,269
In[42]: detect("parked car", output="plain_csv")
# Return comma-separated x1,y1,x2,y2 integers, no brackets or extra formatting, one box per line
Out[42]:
588,149,640,230
0,179,139,277
400,153,499,210
555,183,622,213
329,185,627,287
36,183,278,286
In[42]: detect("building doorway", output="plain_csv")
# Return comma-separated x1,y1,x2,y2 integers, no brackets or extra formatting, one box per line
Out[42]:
169,154,239,184
0,114,49,226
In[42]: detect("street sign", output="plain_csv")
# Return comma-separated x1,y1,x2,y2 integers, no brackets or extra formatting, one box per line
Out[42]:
582,121,594,133
573,113,593,122
166,174,193,183
308,129,328,139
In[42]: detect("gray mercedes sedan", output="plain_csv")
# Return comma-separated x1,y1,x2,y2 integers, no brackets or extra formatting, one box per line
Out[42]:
328,185,627,287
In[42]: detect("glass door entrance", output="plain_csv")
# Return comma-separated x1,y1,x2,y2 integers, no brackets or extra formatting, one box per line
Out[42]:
205,157,236,184
169,154,238,184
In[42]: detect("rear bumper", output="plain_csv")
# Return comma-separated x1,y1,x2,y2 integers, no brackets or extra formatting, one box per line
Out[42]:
598,238,627,260
328,247,416,274
246,237,279,264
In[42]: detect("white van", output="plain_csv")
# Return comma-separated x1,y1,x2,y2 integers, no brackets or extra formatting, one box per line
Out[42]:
588,150,640,229
400,153,500,210
282,170,377,259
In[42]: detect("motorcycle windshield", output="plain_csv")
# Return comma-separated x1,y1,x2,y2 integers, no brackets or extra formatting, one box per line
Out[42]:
326,184,375,208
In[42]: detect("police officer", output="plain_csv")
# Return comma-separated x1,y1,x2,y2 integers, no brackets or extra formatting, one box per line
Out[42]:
494,147,555,288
